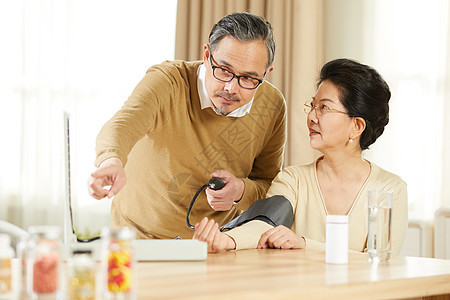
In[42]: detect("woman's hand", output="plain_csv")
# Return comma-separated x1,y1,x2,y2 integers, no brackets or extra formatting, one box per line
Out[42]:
257,225,306,249
193,217,236,253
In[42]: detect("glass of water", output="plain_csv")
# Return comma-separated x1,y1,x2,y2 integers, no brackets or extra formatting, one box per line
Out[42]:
368,190,393,262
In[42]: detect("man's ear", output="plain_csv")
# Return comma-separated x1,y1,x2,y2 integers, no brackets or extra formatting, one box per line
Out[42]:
263,66,274,80
203,44,210,63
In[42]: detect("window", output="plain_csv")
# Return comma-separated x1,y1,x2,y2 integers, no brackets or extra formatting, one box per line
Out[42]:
0,0,178,235
324,0,450,219
362,0,449,218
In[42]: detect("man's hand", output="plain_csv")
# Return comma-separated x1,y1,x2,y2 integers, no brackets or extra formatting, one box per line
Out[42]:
257,225,306,249
87,157,126,200
206,170,244,211
193,217,236,253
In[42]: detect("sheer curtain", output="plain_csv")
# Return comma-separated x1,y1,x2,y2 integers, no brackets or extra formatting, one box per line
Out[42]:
324,0,450,218
0,0,177,234
361,0,450,218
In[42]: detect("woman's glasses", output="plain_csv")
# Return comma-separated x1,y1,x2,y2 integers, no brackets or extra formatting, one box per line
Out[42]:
304,101,348,117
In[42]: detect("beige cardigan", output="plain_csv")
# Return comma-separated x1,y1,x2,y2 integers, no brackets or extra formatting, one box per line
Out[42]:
226,158,408,255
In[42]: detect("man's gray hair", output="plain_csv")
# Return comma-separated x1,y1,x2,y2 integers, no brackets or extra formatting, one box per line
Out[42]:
208,12,275,69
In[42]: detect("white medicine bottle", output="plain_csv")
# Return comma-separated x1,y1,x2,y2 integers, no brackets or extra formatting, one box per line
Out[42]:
0,234,15,296
325,215,349,264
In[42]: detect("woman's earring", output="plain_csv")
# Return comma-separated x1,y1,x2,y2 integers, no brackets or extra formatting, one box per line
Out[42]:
349,138,354,143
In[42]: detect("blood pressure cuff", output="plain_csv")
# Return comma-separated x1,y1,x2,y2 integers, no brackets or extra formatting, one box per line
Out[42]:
219,195,294,232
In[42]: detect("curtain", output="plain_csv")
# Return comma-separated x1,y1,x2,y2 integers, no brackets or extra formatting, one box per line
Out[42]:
321,0,450,217
0,0,177,234
359,0,450,217
175,0,323,166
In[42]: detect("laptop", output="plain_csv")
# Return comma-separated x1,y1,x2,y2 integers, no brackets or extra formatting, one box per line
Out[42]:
63,112,207,261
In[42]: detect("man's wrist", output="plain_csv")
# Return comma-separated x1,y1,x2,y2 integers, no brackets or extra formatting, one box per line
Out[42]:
233,178,245,204
99,156,122,168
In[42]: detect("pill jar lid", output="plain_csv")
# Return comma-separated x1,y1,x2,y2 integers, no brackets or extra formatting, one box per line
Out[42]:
326,215,348,224
102,227,136,241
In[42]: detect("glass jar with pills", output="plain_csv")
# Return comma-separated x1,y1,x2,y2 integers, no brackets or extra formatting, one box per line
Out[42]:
101,227,136,300
28,226,61,299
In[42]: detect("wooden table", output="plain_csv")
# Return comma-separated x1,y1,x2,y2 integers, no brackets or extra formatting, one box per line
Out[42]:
136,249,450,300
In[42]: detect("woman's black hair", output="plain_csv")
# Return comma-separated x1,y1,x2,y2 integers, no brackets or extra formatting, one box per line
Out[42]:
317,58,391,150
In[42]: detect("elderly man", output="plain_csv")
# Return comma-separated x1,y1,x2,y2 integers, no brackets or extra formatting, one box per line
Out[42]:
88,12,286,239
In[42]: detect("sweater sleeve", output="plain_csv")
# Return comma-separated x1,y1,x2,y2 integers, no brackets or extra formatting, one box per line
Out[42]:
226,220,327,251
95,63,179,167
265,167,300,212
225,220,274,250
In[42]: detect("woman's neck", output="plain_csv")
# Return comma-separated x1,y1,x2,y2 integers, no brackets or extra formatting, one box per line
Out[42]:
316,151,371,215
317,151,369,182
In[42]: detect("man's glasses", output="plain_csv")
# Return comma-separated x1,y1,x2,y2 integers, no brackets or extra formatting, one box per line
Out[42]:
304,101,348,117
209,54,264,90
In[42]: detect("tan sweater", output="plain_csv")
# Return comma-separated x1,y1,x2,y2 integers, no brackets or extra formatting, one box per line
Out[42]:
226,157,408,255
95,60,287,239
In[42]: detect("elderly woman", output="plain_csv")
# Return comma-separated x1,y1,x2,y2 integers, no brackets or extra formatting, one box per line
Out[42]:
193,58,408,254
